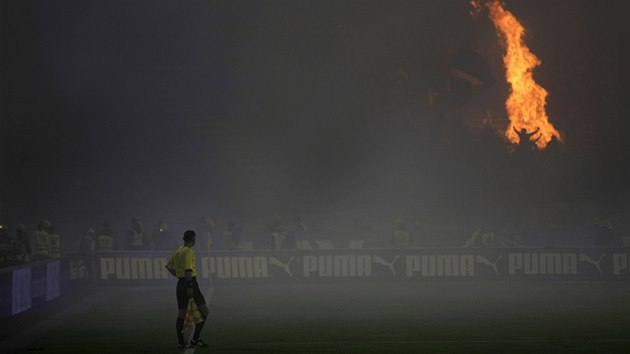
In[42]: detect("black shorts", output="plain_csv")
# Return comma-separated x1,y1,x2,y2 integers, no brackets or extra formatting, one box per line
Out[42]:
176,277,206,309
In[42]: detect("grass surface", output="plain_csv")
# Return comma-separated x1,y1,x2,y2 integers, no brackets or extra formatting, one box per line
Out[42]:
14,280,630,353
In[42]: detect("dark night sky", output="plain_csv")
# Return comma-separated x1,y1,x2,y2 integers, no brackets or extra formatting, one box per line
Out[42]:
1,0,629,235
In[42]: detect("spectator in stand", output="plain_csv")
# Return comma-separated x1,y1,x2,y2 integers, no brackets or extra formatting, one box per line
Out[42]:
280,216,302,250
152,221,177,250
32,219,51,261
352,217,377,248
291,216,310,248
222,221,242,250
269,215,288,250
48,224,61,258
392,219,411,248
201,217,215,252
96,220,115,253
79,228,96,255
194,215,219,251
593,217,615,246
79,228,97,282
0,224,13,266
463,227,498,248
125,217,146,250
14,224,31,264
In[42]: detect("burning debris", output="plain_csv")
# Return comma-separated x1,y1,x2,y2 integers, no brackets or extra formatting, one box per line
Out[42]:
473,0,562,149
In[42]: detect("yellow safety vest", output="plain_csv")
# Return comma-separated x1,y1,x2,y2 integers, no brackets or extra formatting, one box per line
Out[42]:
49,233,61,258
393,230,410,247
97,234,114,252
271,231,286,249
34,231,49,256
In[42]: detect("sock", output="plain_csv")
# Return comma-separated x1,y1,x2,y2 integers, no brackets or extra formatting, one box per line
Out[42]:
176,317,185,344
192,315,208,340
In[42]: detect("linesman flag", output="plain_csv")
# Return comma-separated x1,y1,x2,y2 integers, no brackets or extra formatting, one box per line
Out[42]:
183,298,203,332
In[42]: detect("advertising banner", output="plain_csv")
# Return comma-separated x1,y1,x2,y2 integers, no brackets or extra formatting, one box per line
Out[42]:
0,270,12,318
0,257,89,319
32,264,46,302
96,248,630,283
64,255,88,291
46,260,61,301
11,267,32,315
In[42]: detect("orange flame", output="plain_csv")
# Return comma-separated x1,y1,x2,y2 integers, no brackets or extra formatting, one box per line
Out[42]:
485,0,561,149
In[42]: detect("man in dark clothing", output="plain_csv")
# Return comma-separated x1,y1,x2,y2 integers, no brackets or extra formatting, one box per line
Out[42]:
151,222,177,250
514,127,540,152
125,218,145,250
97,220,116,253
14,224,31,264
0,225,12,266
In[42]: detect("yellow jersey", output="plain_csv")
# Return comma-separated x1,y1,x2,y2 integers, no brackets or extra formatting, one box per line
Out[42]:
166,245,196,278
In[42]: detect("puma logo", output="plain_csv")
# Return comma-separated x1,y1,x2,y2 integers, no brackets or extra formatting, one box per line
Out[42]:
372,256,399,276
268,256,294,277
578,253,606,274
476,255,503,276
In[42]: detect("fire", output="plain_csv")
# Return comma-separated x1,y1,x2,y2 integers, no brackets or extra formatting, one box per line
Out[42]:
481,0,561,149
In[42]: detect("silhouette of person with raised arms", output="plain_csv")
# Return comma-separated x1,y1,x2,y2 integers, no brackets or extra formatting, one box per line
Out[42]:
514,127,540,152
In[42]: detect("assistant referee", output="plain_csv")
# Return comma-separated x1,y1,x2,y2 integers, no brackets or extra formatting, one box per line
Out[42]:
166,230,209,349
